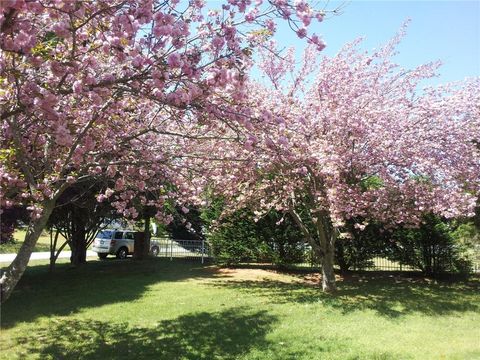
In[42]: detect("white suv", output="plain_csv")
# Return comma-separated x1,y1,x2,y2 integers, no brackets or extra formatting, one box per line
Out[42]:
92,229,160,259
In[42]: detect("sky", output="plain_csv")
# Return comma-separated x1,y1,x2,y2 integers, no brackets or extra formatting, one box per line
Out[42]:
269,0,480,86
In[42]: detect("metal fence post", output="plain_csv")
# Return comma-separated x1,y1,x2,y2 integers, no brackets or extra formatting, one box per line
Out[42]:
170,239,173,261
201,239,205,264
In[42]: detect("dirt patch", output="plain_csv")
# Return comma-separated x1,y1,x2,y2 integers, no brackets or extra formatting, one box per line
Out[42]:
300,272,346,286
204,266,340,286
208,267,298,282
202,266,480,289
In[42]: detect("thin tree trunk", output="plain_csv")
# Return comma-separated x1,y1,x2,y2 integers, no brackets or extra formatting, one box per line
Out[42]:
288,208,323,256
0,200,55,303
49,229,60,272
52,240,69,269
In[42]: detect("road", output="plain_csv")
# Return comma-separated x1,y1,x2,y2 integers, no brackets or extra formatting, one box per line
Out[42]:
0,250,97,264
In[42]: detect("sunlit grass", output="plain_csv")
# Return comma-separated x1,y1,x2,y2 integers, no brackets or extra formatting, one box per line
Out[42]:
1,259,479,359
0,230,58,254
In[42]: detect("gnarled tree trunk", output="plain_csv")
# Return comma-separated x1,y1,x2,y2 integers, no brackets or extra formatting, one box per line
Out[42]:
0,200,55,303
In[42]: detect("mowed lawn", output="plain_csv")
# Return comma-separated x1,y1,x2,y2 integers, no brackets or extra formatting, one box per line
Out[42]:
1,259,479,360
0,230,56,254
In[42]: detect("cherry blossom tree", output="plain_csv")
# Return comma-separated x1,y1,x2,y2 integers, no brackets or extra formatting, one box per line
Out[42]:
0,0,330,302
198,30,480,291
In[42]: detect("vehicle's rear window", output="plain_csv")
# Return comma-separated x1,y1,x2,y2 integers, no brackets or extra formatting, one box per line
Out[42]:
98,230,113,239
114,231,124,239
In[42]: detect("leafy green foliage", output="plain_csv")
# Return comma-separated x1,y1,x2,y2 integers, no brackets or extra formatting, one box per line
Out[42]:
255,211,305,266
0,206,28,244
359,175,384,191
31,31,63,59
206,211,271,266
335,220,387,271
203,204,305,266
166,206,204,240
451,221,480,247
386,215,474,275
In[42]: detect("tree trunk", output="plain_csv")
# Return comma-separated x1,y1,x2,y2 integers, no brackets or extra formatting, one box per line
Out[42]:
133,232,146,260
49,229,59,272
320,237,337,292
315,215,337,292
288,208,337,292
0,200,55,303
335,240,351,273
143,215,151,258
70,207,87,267
70,233,87,266
133,213,151,260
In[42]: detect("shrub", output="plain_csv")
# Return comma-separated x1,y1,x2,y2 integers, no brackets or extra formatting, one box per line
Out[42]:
334,220,388,271
206,211,271,266
203,204,305,266
0,206,28,244
386,215,473,275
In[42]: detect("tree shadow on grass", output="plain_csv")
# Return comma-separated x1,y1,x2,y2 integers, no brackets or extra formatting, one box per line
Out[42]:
1,258,230,329
13,307,277,360
210,272,480,318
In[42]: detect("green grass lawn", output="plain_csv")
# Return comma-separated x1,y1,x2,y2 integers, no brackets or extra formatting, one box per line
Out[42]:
1,259,479,360
0,230,58,254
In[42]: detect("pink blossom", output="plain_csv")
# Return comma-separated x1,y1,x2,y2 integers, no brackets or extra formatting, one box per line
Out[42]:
115,178,125,191
167,53,183,68
0,0,368,299
73,80,83,94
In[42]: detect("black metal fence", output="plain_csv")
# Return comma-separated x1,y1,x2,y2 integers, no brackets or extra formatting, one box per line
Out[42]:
154,238,211,263
154,238,480,274
288,253,480,273
292,256,419,271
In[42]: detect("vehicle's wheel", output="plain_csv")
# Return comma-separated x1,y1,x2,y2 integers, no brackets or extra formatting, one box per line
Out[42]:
151,246,159,257
98,253,108,259
116,247,128,259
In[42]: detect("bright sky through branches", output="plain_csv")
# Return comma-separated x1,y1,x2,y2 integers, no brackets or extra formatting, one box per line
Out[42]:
267,0,479,86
